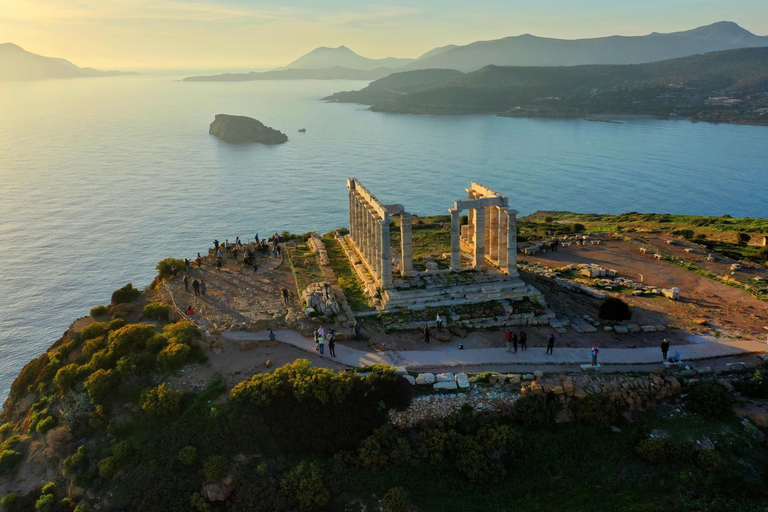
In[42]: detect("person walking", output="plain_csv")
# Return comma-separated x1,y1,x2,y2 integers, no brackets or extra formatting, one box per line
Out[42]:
318,335,325,355
520,331,528,351
661,339,670,361
591,343,600,366
354,321,362,342
183,274,189,291
423,324,430,345
192,279,200,297
282,288,290,305
200,279,206,296
546,334,555,355
328,330,336,357
436,313,443,331
511,330,518,353
505,329,512,353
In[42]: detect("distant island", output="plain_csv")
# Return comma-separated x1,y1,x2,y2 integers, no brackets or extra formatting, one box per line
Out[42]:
0,43,136,81
181,21,768,82
209,114,288,144
324,47,768,126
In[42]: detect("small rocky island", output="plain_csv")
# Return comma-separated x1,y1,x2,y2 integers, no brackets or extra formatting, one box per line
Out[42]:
208,114,288,144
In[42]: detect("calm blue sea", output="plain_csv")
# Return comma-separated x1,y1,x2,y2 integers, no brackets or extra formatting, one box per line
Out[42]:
1,76,767,403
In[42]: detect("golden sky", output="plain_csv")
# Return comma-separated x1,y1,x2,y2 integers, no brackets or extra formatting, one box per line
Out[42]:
2,0,767,71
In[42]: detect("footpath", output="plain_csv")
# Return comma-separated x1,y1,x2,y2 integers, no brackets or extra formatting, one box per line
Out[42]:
221,330,766,371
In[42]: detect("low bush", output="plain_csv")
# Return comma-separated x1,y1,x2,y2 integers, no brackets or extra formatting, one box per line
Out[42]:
635,438,667,464
107,318,126,331
573,223,586,233
112,441,132,463
142,303,170,322
108,324,156,358
511,394,560,428
98,455,120,479
156,258,186,280
573,395,618,428
54,364,84,391
0,449,22,475
164,321,199,345
64,446,86,473
145,334,168,352
80,322,107,342
157,342,191,369
89,305,109,317
177,446,197,465
140,383,183,417
598,297,632,322
202,455,230,482
34,493,55,512
82,336,107,357
111,283,141,305
698,449,721,471
735,369,767,399
0,423,12,439
35,416,56,434
280,460,330,509
190,492,211,512
84,369,118,404
686,381,733,418
383,487,409,512
667,440,697,464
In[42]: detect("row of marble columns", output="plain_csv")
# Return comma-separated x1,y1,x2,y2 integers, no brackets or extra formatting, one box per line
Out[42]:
452,206,517,275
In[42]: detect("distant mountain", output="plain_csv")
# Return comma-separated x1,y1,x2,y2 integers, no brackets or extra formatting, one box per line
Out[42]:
405,21,768,72
183,66,393,82
0,43,136,81
325,47,768,117
284,45,413,71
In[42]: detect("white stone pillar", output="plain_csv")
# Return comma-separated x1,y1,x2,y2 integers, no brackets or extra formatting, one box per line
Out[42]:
474,206,486,269
497,207,509,270
349,191,356,242
489,205,499,264
363,208,371,263
450,209,461,271
380,219,393,289
400,213,414,277
372,215,381,280
506,210,519,276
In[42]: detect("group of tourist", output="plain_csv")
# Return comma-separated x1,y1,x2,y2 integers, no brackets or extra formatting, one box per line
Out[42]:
504,329,529,353
314,326,337,357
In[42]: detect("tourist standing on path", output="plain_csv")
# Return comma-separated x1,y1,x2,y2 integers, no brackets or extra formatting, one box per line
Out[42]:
511,330,518,353
661,339,670,361
268,330,276,342
505,329,512,353
255,233,259,243
327,330,336,357
282,288,290,305
196,253,202,267
183,275,189,291
185,258,191,272
192,279,200,297
200,280,206,296
546,334,555,355
520,331,527,351
214,239,219,251
436,313,443,331
233,248,238,260
318,335,325,355
354,321,362,342
216,258,222,270
423,324,430,345
591,343,600,366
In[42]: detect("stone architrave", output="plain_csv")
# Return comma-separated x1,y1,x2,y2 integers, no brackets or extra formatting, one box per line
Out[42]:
400,213,414,277
450,208,461,270
474,206,486,269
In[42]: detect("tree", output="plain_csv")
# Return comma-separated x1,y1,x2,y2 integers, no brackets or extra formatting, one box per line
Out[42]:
573,223,586,233
736,232,751,245
599,297,632,322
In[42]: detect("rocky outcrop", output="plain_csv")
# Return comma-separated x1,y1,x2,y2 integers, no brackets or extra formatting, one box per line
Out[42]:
209,114,287,144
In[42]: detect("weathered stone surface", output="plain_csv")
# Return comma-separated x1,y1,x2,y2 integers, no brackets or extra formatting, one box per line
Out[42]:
533,370,544,379
403,375,416,385
436,372,455,382
395,366,408,375
209,114,287,144
455,373,470,389
415,373,436,385
434,381,458,391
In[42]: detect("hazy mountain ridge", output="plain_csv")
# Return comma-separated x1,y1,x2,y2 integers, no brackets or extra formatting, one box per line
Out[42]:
182,66,392,82
0,43,136,81
283,45,414,71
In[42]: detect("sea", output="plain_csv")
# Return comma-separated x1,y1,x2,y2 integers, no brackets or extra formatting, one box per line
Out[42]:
1,76,767,403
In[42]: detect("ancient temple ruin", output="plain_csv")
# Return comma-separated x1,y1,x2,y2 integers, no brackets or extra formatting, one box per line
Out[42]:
342,178,545,317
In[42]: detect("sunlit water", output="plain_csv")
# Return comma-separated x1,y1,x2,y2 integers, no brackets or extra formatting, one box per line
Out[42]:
1,76,767,403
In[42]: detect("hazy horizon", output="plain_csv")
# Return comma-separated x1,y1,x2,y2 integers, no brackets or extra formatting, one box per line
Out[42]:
3,0,768,71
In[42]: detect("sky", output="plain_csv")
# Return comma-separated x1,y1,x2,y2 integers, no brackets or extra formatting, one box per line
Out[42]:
2,0,768,71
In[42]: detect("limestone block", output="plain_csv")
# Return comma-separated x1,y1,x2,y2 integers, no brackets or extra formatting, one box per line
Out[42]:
627,324,641,333
415,373,436,385
562,377,574,394
506,374,521,384
551,386,565,395
433,381,458,391
436,372,455,383
641,325,657,332
695,366,713,375
533,370,544,379
523,374,534,381
604,326,613,331
614,325,629,334
403,375,416,385
455,373,470,389
662,287,680,300
395,366,408,375
574,388,587,399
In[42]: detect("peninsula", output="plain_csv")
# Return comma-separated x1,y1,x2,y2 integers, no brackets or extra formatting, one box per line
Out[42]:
208,114,288,144
1,187,767,511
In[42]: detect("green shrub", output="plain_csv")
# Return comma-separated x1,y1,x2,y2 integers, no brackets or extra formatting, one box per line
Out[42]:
156,258,186,280
34,492,55,512
672,229,695,239
280,461,329,509
112,441,132,463
82,336,107,357
84,369,118,404
698,449,721,471
80,322,108,342
0,423,13,439
64,446,86,473
40,481,55,495
177,446,197,465
107,318,126,331
0,449,22,475
686,381,733,418
573,395,618,428
115,352,154,376
163,321,199,345
35,416,56,434
190,492,211,512
573,223,586,233
98,455,120,479
54,364,83,391
202,455,230,482
87,348,116,372
736,232,751,245
635,438,667,464
111,283,141,305
143,303,170,322
735,369,767,399
73,503,90,512
90,305,109,317
358,424,414,470
146,334,168,352
512,394,559,428
383,487,409,512
157,342,191,369
108,324,156,357
140,383,183,416
598,297,632,322
1,493,19,508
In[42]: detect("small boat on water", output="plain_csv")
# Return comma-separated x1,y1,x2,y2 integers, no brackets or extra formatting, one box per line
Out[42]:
298,128,307,133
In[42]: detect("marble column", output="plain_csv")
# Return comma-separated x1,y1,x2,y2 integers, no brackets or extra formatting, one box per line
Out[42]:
450,209,461,271
473,206,486,269
372,215,381,279
497,207,509,270
468,209,475,244
363,209,372,264
488,205,499,264
380,219,393,289
484,206,491,260
506,210,519,276
400,213,414,277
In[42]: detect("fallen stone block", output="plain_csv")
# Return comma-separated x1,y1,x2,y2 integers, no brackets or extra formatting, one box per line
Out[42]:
641,325,657,332
436,372,455,382
395,366,408,375
403,375,416,385
455,373,470,389
533,370,544,379
614,325,629,334
581,364,601,372
415,373,436,385
433,381,458,391
695,366,713,375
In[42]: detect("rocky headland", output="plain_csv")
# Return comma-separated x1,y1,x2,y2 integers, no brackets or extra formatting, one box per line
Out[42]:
208,114,288,144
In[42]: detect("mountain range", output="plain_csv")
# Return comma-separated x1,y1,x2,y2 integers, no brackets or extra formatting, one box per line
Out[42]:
184,21,768,82
0,43,136,81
